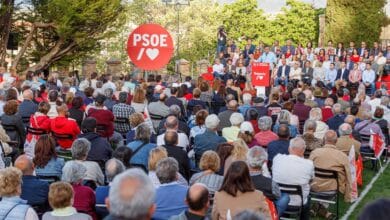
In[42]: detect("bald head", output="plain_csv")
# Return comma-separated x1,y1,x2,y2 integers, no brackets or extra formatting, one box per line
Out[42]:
186,183,209,212
15,155,34,175
324,130,338,145
165,115,178,130
227,99,238,111
23,89,33,100
164,130,178,146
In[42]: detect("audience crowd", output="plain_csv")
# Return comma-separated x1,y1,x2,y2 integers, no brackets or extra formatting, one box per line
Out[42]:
0,38,389,220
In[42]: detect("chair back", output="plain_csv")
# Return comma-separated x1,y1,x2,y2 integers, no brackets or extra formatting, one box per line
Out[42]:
314,167,338,190
114,117,129,124
1,124,18,132
277,183,304,207
22,116,31,124
26,126,48,136
51,132,73,140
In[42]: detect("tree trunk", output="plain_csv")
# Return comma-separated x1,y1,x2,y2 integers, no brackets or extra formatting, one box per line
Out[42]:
11,22,55,69
23,38,78,73
0,0,15,66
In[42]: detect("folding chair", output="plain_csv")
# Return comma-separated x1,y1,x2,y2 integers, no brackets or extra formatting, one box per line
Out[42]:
37,175,60,184
360,134,384,170
52,132,74,160
310,167,339,219
277,183,304,220
26,126,48,136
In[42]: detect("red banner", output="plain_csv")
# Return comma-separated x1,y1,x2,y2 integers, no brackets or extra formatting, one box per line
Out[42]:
127,24,174,70
252,62,270,87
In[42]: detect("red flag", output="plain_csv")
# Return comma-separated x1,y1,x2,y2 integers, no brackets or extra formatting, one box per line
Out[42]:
370,133,385,158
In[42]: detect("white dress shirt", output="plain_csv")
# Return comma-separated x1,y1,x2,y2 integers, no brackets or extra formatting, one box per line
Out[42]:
290,67,302,80
157,131,189,150
213,63,225,75
272,154,314,206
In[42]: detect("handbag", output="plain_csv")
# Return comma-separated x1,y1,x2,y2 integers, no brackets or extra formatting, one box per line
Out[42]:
0,141,12,167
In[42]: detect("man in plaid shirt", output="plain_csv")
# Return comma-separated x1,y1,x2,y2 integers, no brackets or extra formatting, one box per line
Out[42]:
113,92,135,134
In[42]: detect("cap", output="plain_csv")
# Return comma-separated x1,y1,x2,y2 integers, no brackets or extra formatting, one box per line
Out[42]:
240,121,254,133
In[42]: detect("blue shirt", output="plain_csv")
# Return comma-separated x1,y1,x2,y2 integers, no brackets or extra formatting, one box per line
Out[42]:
153,183,188,220
127,140,156,169
238,104,252,116
325,68,337,82
257,52,277,69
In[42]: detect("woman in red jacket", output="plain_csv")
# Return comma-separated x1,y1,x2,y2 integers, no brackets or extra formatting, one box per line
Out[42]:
24,102,51,157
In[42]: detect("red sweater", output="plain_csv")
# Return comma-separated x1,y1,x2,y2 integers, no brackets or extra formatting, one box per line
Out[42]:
87,108,114,138
321,107,334,122
72,183,97,220
50,116,80,149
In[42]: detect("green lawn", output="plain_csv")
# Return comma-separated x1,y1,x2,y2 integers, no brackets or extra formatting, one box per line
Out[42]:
311,160,389,220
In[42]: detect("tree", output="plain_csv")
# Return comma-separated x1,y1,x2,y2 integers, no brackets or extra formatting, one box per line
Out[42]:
11,0,124,72
271,0,319,46
0,0,15,66
124,0,221,65
221,0,267,47
325,0,387,46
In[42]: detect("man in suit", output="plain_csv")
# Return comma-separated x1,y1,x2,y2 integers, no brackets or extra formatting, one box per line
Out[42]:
275,58,290,86
336,61,350,87
302,60,314,85
358,41,368,57
281,39,295,55
370,41,382,57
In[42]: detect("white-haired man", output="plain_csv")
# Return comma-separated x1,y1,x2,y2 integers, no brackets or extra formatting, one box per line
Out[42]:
194,114,226,166
309,130,352,218
272,137,314,220
106,168,156,220
336,123,361,156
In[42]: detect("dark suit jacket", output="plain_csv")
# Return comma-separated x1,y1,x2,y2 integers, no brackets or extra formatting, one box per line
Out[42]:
281,45,296,55
277,65,291,78
336,68,350,81
358,47,367,56
302,67,314,79
21,175,49,206
164,144,191,180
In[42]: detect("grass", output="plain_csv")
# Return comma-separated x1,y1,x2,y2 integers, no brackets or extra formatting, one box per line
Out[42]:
348,162,390,219
311,160,388,220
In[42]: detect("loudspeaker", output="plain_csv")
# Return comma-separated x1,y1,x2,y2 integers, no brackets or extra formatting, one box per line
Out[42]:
7,33,18,50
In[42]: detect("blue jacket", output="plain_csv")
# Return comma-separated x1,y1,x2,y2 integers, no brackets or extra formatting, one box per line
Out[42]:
267,139,289,165
153,183,188,220
327,114,346,132
194,130,226,164
336,68,349,81
20,175,49,206
127,140,156,169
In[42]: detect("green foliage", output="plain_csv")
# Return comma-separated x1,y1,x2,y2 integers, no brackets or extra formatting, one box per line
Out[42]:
325,0,387,46
14,0,124,70
222,0,267,46
271,0,319,45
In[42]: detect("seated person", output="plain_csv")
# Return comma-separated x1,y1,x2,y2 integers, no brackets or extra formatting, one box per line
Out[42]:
50,104,80,149
95,159,125,219
153,158,188,220
0,167,39,219
309,130,352,219
42,182,92,220
78,117,113,162
15,155,49,214
71,138,105,186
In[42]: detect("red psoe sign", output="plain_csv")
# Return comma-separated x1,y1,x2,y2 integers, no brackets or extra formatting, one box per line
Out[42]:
127,24,174,70
252,62,270,87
